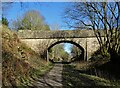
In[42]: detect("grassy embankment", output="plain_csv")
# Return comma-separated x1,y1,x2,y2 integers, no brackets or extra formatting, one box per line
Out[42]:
62,64,120,87
2,25,53,86
69,58,120,86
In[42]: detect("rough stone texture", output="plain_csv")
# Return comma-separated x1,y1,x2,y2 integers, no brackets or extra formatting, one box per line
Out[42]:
18,30,105,39
20,38,100,61
18,30,104,61
86,38,99,59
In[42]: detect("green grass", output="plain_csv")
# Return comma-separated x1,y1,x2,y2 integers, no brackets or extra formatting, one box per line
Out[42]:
62,64,120,87
72,59,120,81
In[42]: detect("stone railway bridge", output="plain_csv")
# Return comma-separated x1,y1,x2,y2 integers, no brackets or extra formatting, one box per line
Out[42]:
18,30,104,61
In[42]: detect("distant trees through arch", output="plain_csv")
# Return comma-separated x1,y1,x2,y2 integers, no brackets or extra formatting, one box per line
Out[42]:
47,40,84,63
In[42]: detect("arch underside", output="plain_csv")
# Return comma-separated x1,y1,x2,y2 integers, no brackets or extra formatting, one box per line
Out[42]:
18,30,103,61
20,37,100,61
47,40,85,62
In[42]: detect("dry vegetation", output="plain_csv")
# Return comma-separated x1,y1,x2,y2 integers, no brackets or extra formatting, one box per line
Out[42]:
2,25,53,86
71,59,120,85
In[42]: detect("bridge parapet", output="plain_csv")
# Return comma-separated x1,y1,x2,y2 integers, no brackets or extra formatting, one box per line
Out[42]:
17,29,106,61
18,30,105,39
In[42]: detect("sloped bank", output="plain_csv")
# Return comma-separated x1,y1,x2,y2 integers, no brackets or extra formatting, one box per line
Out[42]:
2,26,53,87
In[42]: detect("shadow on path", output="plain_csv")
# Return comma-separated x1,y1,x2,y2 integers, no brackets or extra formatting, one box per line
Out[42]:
33,64,63,88
62,64,114,87
33,63,114,88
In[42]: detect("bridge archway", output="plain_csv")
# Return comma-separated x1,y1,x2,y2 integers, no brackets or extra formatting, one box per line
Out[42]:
47,40,85,62
18,30,102,61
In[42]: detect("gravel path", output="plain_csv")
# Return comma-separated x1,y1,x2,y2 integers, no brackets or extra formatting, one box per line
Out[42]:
33,63,115,87
33,64,63,88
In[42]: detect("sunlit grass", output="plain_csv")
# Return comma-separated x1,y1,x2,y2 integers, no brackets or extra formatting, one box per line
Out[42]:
62,64,120,87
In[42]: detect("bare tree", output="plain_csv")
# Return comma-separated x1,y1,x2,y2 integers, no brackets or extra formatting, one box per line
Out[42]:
64,2,120,61
71,45,82,60
50,23,60,30
49,43,69,62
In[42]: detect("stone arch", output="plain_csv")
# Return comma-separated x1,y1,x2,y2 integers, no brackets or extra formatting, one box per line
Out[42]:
47,40,85,62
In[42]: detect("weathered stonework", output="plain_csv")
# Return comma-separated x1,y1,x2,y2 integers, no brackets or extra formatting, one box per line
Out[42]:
18,30,105,39
18,30,104,61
